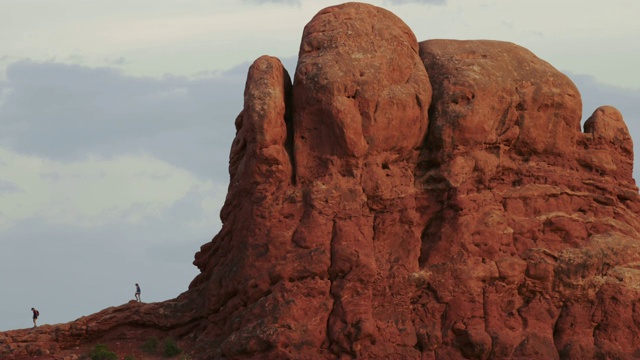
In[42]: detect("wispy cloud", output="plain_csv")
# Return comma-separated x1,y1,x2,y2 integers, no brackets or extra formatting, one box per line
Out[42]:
242,0,301,4
0,60,247,181
385,0,446,5
0,180,23,194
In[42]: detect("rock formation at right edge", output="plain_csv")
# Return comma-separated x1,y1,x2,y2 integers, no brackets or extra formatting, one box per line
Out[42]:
189,3,640,359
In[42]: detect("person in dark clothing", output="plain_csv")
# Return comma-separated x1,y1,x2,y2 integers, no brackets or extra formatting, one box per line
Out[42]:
31,308,39,328
135,283,141,302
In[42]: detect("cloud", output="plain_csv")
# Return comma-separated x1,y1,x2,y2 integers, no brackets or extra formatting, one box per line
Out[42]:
384,0,446,5
0,60,248,181
104,56,128,66
241,0,447,7
0,148,226,230
0,179,23,194
242,0,300,4
241,0,449,5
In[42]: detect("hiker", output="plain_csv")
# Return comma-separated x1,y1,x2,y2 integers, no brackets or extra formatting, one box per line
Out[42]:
135,283,141,302
31,307,39,328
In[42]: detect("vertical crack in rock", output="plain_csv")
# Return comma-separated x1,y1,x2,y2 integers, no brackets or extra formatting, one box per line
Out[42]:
326,217,339,356
283,65,296,186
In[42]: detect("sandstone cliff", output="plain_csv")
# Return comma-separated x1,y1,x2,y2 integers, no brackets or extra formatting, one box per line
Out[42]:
2,2,640,359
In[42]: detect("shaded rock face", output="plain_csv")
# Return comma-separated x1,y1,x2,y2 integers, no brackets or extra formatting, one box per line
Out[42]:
2,2,640,360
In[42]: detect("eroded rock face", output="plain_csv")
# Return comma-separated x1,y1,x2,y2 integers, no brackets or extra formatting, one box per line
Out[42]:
420,39,582,162
293,3,431,179
413,39,640,360
2,2,640,360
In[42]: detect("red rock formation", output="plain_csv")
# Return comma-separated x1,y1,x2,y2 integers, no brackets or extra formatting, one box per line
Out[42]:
416,39,640,360
2,2,640,359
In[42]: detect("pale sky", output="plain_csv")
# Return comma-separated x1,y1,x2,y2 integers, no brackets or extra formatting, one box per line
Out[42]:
0,0,639,331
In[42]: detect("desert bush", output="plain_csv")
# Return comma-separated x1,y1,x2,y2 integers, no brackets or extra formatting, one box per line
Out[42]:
88,344,117,360
141,336,159,354
163,337,183,358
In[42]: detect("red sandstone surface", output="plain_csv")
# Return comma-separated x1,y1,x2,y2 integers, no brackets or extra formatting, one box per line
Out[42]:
2,2,640,359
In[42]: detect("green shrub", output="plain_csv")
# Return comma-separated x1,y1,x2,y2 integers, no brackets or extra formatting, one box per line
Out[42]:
141,336,159,354
88,344,117,360
163,337,183,358
124,356,136,360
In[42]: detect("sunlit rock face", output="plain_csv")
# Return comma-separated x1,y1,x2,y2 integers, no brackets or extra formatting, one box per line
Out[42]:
2,2,640,360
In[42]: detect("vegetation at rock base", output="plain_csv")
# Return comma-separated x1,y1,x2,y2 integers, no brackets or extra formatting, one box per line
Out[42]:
88,344,117,360
141,336,183,358
141,336,159,354
163,337,183,357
